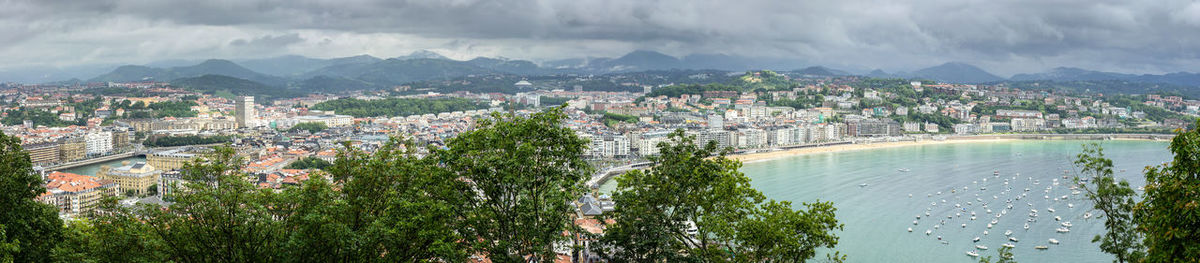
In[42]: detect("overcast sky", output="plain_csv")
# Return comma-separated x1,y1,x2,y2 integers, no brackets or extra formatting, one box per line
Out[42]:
2,0,1199,76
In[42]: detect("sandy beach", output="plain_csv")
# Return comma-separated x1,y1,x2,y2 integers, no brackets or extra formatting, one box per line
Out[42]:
730,138,1017,164
729,134,1173,164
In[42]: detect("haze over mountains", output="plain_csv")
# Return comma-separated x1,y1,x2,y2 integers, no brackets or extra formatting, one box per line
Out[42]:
8,50,1200,92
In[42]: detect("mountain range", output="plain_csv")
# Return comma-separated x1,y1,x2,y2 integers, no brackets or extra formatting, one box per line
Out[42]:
7,49,1200,96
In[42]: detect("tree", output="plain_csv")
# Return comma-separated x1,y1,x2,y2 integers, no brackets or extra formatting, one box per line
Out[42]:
287,122,328,133
977,246,1016,263
136,147,288,262
0,225,16,263
1137,120,1200,262
281,139,470,262
1074,143,1144,263
0,131,64,262
598,130,842,262
435,107,593,263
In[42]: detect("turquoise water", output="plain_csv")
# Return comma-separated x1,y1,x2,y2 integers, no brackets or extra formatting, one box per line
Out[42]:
602,140,1171,262
59,156,146,176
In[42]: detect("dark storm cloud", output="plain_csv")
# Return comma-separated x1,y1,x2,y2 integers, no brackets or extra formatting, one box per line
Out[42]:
1,0,1200,75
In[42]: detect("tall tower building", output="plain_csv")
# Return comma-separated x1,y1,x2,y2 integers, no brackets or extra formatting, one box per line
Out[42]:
236,96,255,128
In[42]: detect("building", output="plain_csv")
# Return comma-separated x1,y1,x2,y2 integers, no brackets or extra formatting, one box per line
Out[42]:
236,96,256,128
24,142,60,165
636,131,670,157
147,147,208,171
38,171,119,217
848,119,901,137
98,162,162,196
85,131,113,156
57,137,86,162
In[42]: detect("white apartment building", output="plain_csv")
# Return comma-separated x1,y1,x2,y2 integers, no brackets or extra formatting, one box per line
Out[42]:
85,131,113,156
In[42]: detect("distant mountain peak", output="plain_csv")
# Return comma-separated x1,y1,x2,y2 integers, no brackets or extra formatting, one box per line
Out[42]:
909,62,1002,83
397,50,448,60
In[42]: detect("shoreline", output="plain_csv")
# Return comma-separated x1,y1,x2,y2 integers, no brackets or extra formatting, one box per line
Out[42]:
730,133,1173,164
591,133,1173,188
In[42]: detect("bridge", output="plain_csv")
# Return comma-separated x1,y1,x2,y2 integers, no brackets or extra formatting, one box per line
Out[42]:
40,143,228,171
587,161,652,188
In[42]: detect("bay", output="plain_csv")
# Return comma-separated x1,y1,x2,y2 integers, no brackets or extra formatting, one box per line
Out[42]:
602,139,1171,262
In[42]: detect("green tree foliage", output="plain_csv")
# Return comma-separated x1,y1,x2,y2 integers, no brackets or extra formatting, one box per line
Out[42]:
645,83,740,98
1,108,79,127
1075,143,1145,263
602,112,639,127
142,135,232,147
137,147,288,261
0,131,64,262
435,107,593,263
310,97,487,118
0,225,17,263
291,139,470,261
1137,120,1200,262
284,157,332,170
287,122,328,133
977,246,1016,263
598,130,843,262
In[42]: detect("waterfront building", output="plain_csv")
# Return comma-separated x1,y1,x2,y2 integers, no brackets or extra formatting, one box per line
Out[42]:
147,147,208,171
38,171,119,217
57,137,86,162
98,162,161,196
848,119,901,137
24,142,60,165
84,130,113,156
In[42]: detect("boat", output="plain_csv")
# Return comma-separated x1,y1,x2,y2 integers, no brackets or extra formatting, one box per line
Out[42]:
966,251,980,257
908,227,913,232
1002,243,1015,248
926,230,932,235
1004,230,1013,236
1084,212,1092,219
859,183,869,187
983,230,989,235
1047,207,1055,213
987,223,993,229
1061,222,1072,227
897,168,911,172
1049,238,1059,244
976,245,988,250
1056,227,1070,233
1024,223,1030,230
1068,203,1074,208
971,216,976,220
1054,216,1062,221
913,220,919,225
1009,236,1019,242
962,223,967,228
1035,245,1049,250
973,237,981,242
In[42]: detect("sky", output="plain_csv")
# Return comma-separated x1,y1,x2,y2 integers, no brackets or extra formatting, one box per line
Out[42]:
1,0,1200,77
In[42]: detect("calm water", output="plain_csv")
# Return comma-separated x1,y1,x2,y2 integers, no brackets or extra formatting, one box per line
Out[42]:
601,140,1171,262
59,156,146,176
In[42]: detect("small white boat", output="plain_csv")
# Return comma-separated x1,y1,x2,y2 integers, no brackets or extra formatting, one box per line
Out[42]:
908,227,913,232
859,183,869,187
1084,212,1092,219
1047,208,1056,213
962,223,967,228
898,168,910,172
1056,227,1070,233
1054,216,1062,221
1004,230,1013,236
983,230,989,235
1009,236,1019,242
971,216,976,220
1024,223,1030,230
1002,243,1015,248
1049,238,1059,244
1035,245,1049,250
1061,222,1072,227
1068,203,1074,208
976,244,988,250
966,251,980,257
926,229,932,235
973,237,981,242
913,220,919,225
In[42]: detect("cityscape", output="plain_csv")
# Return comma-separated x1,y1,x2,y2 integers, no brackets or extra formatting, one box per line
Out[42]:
2,1,1199,262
